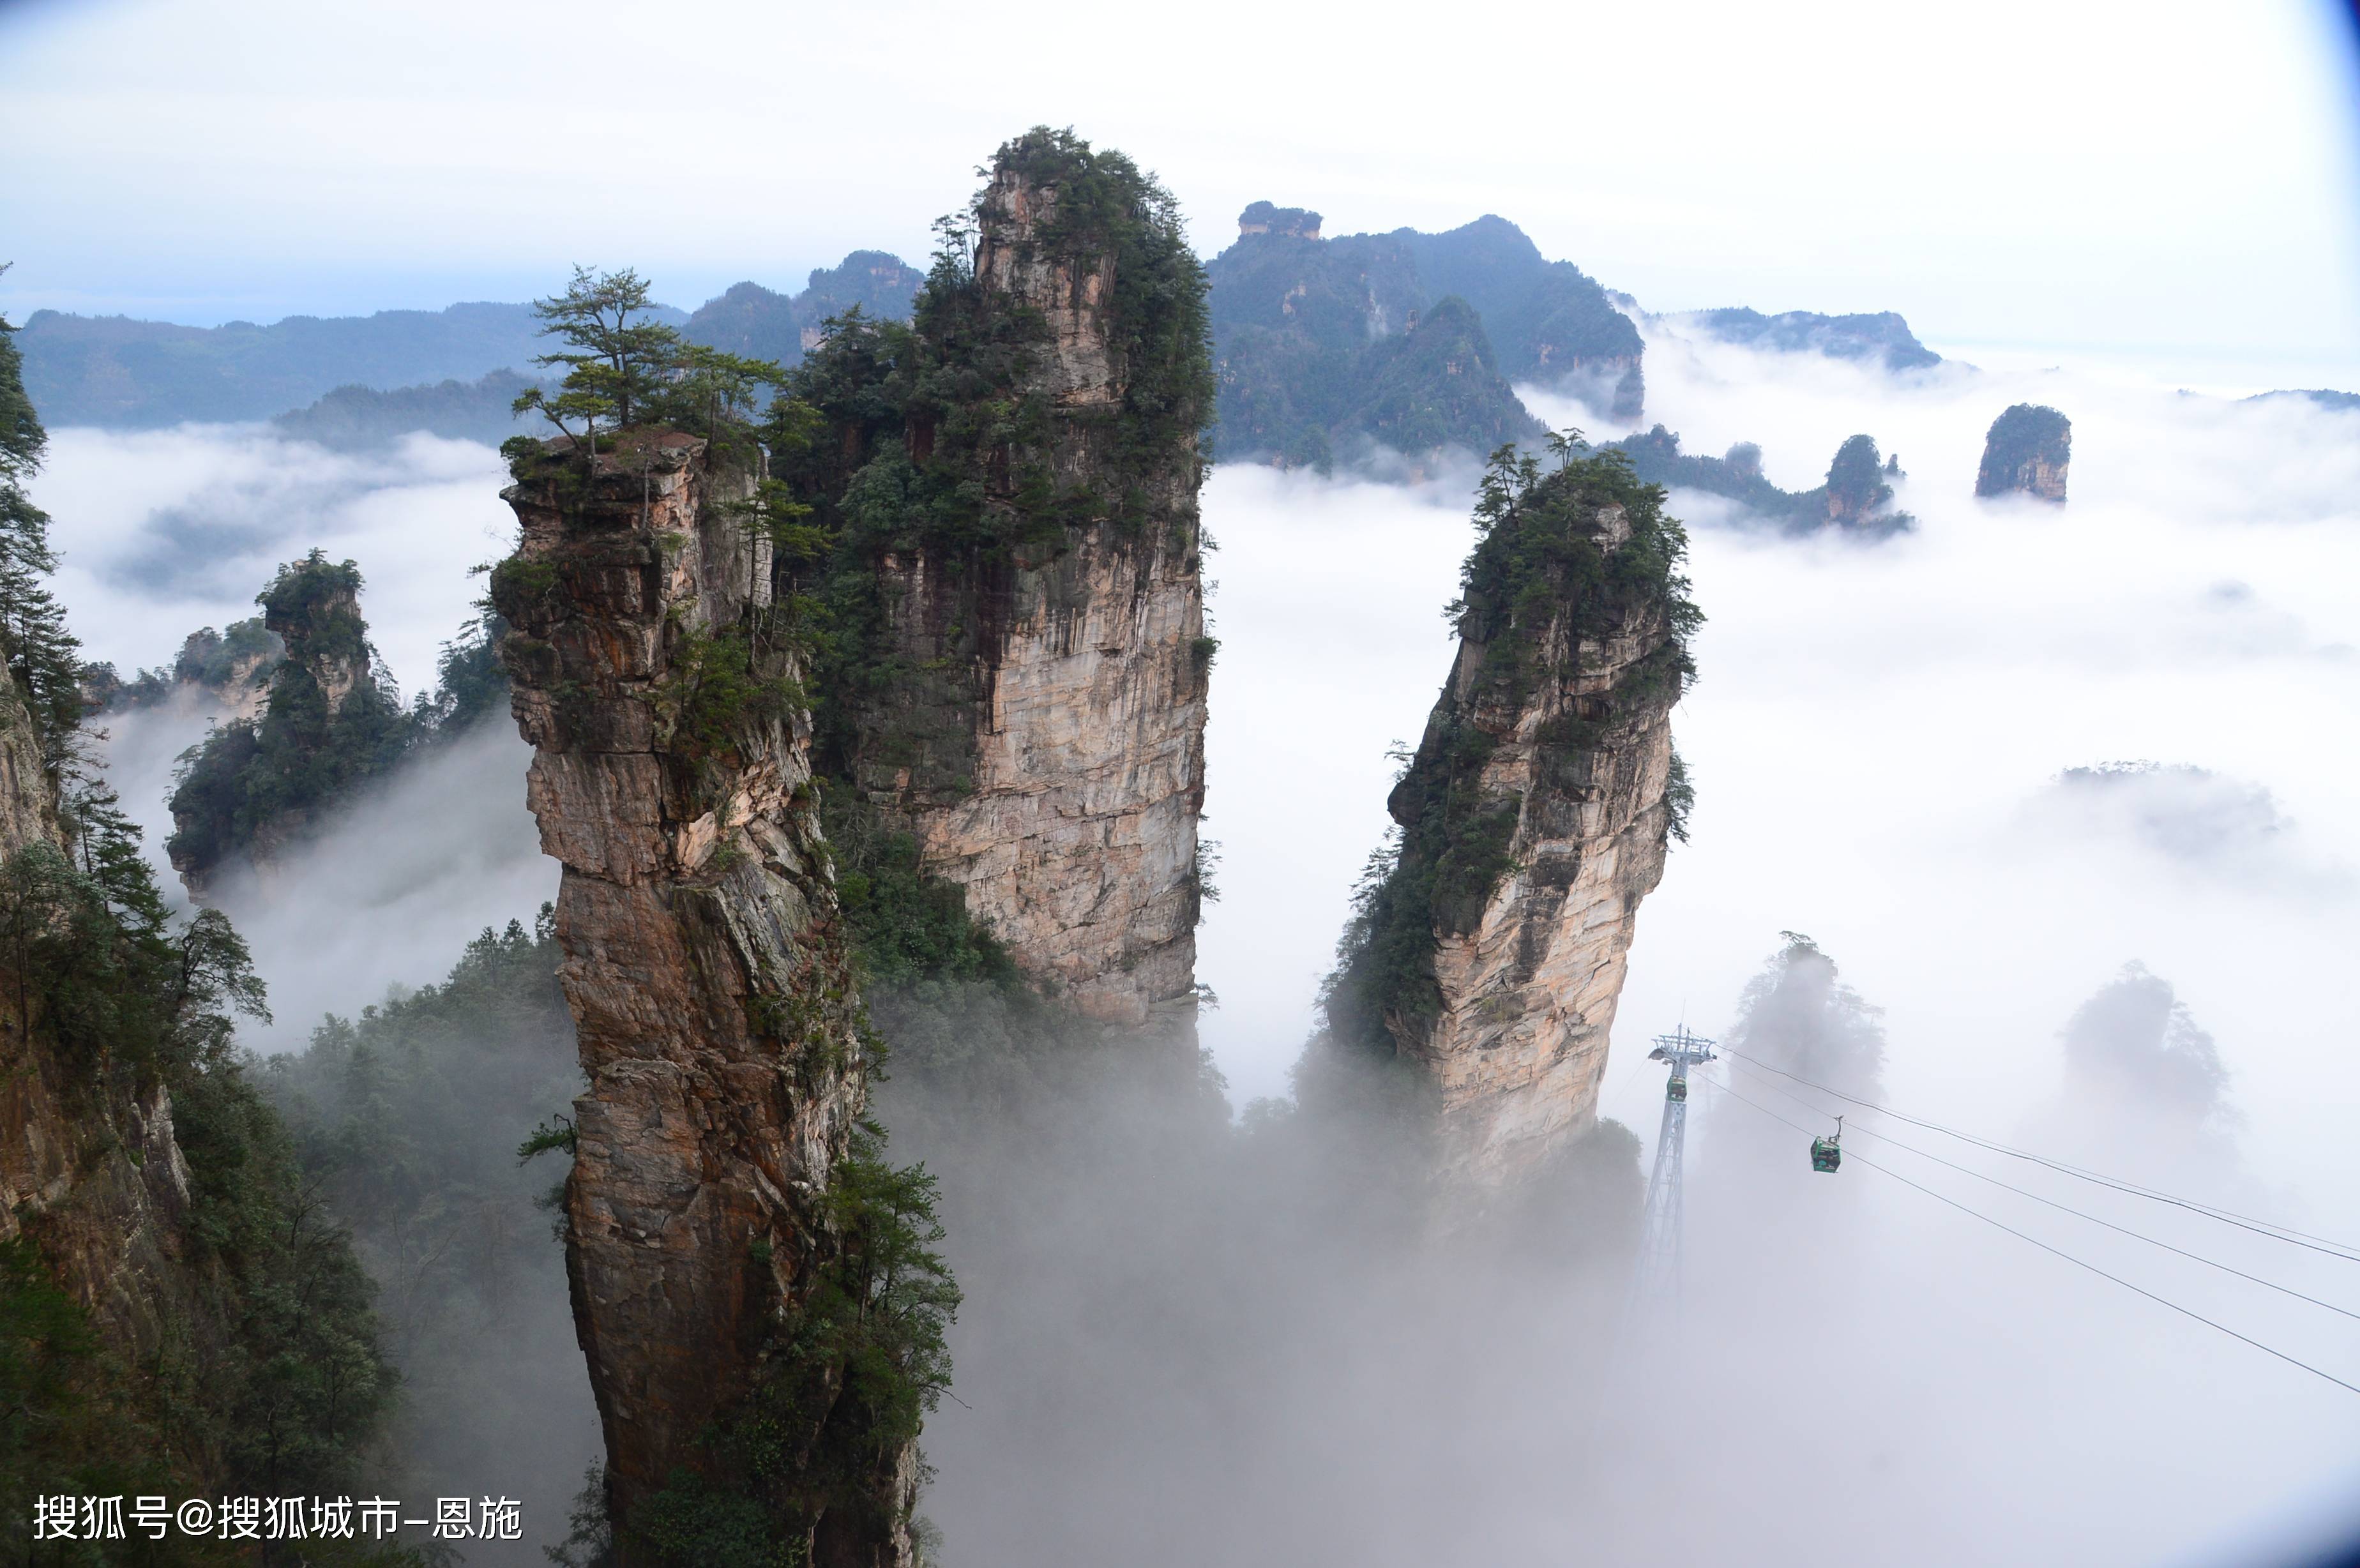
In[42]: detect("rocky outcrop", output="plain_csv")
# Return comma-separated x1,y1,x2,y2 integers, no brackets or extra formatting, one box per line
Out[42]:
0,677,206,1361
1977,403,2071,502
260,552,372,717
852,534,1207,1027
810,130,1212,1030
1823,433,1914,535
82,617,283,720
1320,449,1695,1184
494,430,912,1559
1238,201,1323,240
167,552,414,894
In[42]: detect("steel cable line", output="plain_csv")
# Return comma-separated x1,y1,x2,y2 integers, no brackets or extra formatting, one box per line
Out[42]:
1713,1041,2360,1265
1697,1075,2360,1400
1716,1055,2360,1326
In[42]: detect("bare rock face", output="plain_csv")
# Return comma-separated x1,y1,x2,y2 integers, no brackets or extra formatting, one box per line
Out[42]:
860,532,1207,1025
833,135,1210,1030
495,432,910,1559
1414,577,1675,1179
974,166,1121,409
1322,454,1695,1185
1977,403,2071,502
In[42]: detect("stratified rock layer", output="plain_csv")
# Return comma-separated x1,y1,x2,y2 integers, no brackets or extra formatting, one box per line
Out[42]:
1976,403,2071,502
1327,454,1693,1186
858,532,1207,1025
496,432,909,1560
845,144,1209,1029
1418,522,1675,1179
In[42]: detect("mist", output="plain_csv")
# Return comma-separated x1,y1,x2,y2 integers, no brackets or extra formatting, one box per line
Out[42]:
1172,330,2360,1564
35,424,513,693
22,313,2360,1563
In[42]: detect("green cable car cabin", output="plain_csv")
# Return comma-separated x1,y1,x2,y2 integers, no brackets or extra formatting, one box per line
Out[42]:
1668,1074,1688,1102
1810,1115,1844,1173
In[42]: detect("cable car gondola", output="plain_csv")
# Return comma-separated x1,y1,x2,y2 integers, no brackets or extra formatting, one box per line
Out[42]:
1810,1115,1843,1173
1667,1073,1688,1102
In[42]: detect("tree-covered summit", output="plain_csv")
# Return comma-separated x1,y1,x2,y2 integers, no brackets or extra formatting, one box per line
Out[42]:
165,551,507,891
1976,402,2071,502
1322,440,1700,1064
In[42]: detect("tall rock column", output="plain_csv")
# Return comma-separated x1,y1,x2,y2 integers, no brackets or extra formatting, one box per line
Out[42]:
1322,450,1697,1184
495,430,911,1562
1976,403,2072,502
816,129,1212,1030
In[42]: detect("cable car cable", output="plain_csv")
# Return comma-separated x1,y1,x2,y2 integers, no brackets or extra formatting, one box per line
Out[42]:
1716,1055,2360,1325
1697,1076,2360,1400
1713,1042,2360,1265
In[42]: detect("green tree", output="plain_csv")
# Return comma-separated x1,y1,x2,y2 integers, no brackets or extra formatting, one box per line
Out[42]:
513,265,683,443
0,279,88,771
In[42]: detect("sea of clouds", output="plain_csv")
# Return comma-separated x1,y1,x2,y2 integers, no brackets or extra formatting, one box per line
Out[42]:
24,322,2360,1565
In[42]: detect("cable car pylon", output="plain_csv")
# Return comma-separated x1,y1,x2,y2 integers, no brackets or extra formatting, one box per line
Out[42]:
1623,1024,1718,1330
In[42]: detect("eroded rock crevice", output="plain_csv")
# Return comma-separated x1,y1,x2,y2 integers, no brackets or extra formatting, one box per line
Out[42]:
497,431,914,1561
1320,450,1696,1185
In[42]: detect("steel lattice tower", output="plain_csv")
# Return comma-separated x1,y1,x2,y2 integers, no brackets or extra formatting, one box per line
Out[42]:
1624,1025,1718,1328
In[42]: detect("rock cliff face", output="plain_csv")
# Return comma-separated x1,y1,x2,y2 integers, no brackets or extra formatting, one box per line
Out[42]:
495,431,912,1560
852,529,1207,1027
1977,403,2071,502
801,130,1213,1030
0,681,205,1359
1320,449,1695,1184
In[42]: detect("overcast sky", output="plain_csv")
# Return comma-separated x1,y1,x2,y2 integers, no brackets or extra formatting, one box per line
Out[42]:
3,0,2358,377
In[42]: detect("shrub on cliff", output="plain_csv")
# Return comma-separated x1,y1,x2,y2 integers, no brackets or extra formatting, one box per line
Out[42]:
628,1119,958,1565
0,825,397,1545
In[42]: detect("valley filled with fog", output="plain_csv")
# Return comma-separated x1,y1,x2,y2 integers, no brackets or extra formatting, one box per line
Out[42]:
31,321,2360,1565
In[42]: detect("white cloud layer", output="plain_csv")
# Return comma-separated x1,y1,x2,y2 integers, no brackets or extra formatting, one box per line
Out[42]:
26,316,2360,1560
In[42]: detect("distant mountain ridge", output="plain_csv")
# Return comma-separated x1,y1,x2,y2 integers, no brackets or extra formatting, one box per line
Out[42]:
272,368,543,451
2242,388,2360,412
20,225,1964,497
1206,205,1638,468
14,252,926,432
18,299,606,427
681,250,927,365
1674,307,1942,372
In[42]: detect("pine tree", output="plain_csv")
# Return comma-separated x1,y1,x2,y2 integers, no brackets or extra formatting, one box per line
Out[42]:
0,279,87,773
513,265,685,443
